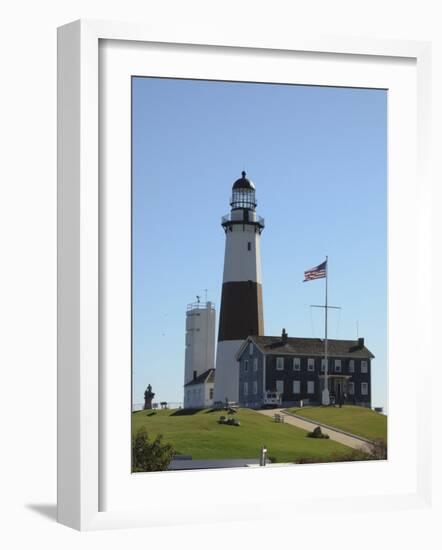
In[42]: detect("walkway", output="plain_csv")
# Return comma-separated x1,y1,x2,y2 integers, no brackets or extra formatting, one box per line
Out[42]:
257,408,372,452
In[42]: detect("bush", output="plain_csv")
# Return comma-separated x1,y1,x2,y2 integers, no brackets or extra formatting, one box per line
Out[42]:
367,438,387,459
132,427,175,472
218,416,240,426
296,438,387,464
307,426,330,439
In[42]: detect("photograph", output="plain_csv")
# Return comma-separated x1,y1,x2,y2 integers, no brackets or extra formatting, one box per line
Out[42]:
131,76,388,472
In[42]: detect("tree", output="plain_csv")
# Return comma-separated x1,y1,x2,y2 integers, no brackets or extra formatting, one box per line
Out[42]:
132,427,176,472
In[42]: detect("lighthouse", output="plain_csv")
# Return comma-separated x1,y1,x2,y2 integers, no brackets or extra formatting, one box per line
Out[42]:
213,172,265,403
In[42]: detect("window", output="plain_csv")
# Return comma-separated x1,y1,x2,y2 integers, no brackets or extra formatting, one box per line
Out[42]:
349,360,355,373
361,360,368,373
244,382,249,396
335,359,342,372
253,357,258,371
244,360,249,372
348,382,355,395
293,380,300,394
361,382,368,395
276,357,284,370
307,381,315,394
247,242,252,251
276,380,284,394
293,357,301,371
307,358,315,371
321,359,327,372
253,381,258,395
249,342,254,356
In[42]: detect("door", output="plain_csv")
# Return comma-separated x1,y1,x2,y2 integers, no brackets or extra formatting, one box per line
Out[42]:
336,381,342,401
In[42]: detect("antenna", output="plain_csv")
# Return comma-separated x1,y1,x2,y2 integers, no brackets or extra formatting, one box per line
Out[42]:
196,295,200,304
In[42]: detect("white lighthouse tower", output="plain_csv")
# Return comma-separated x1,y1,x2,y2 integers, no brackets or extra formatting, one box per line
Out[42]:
213,172,265,403
184,299,216,386
183,298,216,409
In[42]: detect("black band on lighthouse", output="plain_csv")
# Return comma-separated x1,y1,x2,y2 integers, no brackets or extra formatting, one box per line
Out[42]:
217,281,264,341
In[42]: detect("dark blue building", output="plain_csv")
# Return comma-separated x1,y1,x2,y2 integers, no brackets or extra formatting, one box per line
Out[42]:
236,330,374,408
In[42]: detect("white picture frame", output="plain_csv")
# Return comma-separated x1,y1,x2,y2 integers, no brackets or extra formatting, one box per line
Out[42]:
57,19,433,531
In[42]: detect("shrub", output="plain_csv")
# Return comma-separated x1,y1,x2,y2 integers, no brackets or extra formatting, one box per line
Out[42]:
307,426,330,439
132,427,175,472
218,416,240,426
367,438,387,459
296,438,387,464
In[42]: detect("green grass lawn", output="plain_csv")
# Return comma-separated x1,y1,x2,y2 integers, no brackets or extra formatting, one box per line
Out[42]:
132,407,350,463
285,405,387,441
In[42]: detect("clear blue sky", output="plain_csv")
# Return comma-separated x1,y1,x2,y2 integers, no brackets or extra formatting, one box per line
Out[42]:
132,77,387,410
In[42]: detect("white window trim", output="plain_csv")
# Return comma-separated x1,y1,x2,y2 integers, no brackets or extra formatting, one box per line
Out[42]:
307,381,315,394
335,359,342,372
249,342,254,356
276,357,284,370
361,360,368,373
253,357,258,371
253,381,258,395
307,358,315,371
348,382,355,395
361,382,369,395
244,360,249,372
276,380,284,394
293,380,301,394
349,360,355,373
293,358,301,371
244,382,249,396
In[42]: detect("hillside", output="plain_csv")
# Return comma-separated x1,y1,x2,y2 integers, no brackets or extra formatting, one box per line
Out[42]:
285,405,387,441
132,407,350,463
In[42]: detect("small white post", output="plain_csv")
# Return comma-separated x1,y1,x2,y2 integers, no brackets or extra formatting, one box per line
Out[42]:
260,445,268,466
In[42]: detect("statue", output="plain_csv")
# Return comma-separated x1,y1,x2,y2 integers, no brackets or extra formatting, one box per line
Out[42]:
144,384,155,410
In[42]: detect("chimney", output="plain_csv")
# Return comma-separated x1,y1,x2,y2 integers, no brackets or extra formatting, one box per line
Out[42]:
281,328,288,343
357,337,364,348
193,370,197,380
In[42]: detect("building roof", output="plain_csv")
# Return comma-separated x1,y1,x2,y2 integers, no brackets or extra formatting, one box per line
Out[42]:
238,335,375,359
184,368,215,387
232,171,255,190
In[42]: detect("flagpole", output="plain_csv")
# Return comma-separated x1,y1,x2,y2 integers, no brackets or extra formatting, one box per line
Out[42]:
322,256,330,406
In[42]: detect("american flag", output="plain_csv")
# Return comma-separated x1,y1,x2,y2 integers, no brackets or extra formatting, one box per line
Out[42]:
303,260,327,282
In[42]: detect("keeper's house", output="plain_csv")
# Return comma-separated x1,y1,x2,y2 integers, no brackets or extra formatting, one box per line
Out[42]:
184,368,215,409
237,330,374,408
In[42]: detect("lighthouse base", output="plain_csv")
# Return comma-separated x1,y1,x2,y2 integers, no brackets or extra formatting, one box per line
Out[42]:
213,339,244,403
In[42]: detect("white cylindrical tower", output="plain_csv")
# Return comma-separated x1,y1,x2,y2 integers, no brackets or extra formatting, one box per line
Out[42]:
184,300,216,386
214,172,265,403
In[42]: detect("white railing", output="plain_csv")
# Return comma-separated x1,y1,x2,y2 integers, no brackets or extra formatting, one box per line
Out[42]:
132,402,183,412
